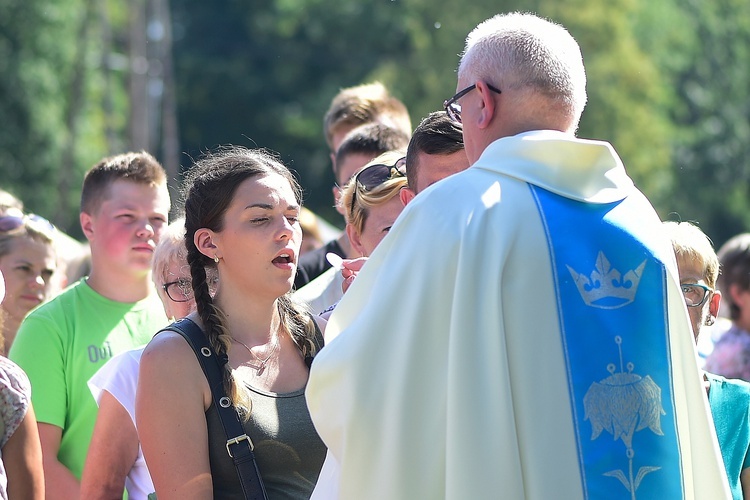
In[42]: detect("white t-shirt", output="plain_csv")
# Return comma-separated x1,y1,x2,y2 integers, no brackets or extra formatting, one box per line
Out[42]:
294,267,344,315
88,347,154,500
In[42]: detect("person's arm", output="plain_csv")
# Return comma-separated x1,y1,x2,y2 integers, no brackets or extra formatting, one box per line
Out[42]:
137,332,213,500
741,467,750,499
37,423,80,499
9,308,77,498
80,390,139,499
3,403,44,500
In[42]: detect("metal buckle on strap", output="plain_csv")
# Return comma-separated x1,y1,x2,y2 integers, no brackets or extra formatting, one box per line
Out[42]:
226,434,254,458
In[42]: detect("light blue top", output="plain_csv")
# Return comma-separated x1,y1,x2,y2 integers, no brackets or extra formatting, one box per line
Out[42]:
707,372,750,500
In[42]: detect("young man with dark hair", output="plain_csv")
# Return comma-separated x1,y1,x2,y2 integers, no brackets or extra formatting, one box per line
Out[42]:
400,110,470,205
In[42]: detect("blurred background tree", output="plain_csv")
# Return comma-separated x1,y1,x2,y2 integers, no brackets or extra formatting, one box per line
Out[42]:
1,0,748,248
658,0,750,245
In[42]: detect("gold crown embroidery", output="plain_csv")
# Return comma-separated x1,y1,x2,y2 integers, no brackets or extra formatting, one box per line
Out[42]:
567,252,646,309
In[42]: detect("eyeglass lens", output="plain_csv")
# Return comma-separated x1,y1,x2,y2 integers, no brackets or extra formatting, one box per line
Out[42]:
165,279,193,302
681,284,709,307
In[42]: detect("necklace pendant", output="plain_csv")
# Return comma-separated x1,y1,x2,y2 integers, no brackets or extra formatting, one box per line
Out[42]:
256,362,266,376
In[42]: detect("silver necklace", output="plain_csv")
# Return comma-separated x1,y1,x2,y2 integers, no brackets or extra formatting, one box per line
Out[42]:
232,335,279,376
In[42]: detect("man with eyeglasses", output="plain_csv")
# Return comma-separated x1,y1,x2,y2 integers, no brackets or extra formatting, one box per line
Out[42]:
665,221,750,499
307,12,728,499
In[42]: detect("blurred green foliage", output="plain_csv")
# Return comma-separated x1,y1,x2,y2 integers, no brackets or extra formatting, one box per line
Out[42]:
1,0,748,248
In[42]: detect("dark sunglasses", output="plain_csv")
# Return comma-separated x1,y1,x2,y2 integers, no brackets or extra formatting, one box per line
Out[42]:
350,157,407,216
0,214,56,234
354,157,407,191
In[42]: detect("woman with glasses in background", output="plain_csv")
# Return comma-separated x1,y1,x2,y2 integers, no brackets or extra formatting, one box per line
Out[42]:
82,218,194,500
0,213,57,354
295,151,408,316
665,221,750,500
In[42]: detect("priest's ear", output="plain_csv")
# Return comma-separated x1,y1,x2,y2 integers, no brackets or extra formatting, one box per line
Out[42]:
475,80,498,130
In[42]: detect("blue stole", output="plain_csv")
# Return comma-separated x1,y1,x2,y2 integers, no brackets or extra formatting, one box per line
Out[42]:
531,186,683,499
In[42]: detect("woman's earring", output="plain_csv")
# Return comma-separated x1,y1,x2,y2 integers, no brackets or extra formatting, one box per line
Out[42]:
214,255,219,264
706,316,715,326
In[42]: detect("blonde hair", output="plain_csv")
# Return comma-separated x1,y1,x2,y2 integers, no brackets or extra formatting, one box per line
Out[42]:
152,218,187,299
663,221,719,288
0,218,56,260
339,150,408,235
324,82,412,150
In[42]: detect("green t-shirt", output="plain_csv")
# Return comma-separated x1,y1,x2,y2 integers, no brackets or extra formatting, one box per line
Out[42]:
9,279,167,479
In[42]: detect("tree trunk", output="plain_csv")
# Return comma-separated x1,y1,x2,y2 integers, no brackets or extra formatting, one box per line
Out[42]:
57,0,95,230
129,0,149,151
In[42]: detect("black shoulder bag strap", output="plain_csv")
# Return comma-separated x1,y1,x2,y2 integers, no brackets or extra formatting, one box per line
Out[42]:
162,318,269,500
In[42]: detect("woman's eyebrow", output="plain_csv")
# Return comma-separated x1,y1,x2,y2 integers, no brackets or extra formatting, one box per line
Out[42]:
244,203,273,210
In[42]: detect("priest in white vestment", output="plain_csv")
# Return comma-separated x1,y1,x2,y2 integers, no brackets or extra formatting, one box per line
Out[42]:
306,12,730,500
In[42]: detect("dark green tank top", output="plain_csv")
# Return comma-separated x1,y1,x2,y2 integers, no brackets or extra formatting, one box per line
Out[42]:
205,323,326,499
205,382,326,499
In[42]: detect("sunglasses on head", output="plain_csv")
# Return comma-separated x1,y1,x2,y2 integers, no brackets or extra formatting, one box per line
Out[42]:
0,213,56,234
349,157,407,218
354,157,407,191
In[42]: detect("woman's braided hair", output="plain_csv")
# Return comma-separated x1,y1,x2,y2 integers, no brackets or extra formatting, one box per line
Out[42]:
183,146,318,413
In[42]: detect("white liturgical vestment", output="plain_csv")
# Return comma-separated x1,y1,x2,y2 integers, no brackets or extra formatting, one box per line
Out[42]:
306,130,730,499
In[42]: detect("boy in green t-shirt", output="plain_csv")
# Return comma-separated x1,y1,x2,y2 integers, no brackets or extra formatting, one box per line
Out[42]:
10,151,170,497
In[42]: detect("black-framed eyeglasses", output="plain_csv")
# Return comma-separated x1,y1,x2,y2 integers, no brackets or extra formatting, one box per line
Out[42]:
0,213,56,234
162,278,193,303
443,83,502,124
350,157,407,216
681,283,712,308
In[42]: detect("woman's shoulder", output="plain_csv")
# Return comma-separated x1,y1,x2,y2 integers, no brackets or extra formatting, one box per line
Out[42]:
145,326,191,350
139,326,211,408
144,317,202,350
0,356,30,390
141,325,204,377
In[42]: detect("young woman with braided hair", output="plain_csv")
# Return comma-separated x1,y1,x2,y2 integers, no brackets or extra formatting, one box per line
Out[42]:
137,146,326,499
